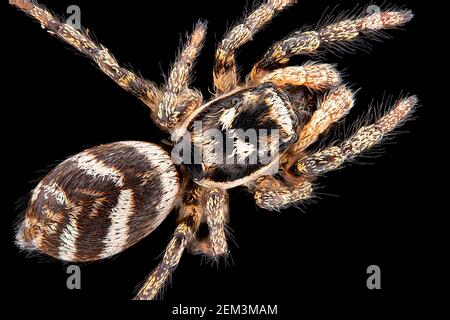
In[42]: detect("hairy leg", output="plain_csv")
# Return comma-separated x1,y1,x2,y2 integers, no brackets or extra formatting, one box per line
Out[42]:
250,8,414,80
11,0,160,113
251,175,313,211
134,185,204,300
258,63,341,90
253,96,416,211
292,96,417,177
293,85,355,153
213,0,296,93
157,22,207,128
194,188,229,259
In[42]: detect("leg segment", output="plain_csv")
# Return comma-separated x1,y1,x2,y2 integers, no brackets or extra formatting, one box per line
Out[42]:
253,96,416,211
190,188,229,259
157,22,207,128
258,63,341,90
11,0,160,112
213,0,296,93
292,96,417,177
252,175,313,211
293,85,355,152
250,8,414,80
204,188,229,257
134,185,204,300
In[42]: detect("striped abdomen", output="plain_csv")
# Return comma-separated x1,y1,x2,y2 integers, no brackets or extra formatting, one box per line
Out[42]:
16,141,180,262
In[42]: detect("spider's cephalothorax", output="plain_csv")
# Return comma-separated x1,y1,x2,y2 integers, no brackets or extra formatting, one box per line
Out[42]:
12,0,417,300
176,83,306,189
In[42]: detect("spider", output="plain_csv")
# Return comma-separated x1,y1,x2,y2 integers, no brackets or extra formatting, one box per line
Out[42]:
12,0,417,300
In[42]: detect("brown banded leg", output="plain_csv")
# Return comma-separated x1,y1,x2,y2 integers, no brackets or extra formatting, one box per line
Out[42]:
252,96,416,211
250,8,414,80
213,0,296,93
258,63,341,90
11,0,160,113
192,188,229,259
134,185,204,300
293,85,355,153
251,175,313,211
292,96,418,177
157,22,207,128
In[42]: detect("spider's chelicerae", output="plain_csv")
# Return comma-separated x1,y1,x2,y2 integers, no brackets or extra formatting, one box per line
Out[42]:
13,0,417,300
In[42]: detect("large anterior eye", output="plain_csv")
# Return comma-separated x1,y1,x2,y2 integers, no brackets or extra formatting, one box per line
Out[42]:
231,97,240,106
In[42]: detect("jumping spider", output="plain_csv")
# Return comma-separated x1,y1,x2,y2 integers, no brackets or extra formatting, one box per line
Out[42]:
12,0,416,300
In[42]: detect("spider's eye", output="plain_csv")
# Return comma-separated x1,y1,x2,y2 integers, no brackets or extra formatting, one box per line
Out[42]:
231,97,240,105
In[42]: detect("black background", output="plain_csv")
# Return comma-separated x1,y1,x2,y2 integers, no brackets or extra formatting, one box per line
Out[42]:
3,0,443,316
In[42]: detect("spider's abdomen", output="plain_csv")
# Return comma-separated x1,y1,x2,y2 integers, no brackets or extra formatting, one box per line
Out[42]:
16,141,180,262
176,83,299,189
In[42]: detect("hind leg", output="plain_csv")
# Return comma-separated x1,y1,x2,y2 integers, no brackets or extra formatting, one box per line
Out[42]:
134,185,204,300
11,0,160,114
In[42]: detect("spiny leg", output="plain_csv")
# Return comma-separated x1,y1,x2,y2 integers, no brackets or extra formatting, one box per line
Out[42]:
251,175,313,211
11,0,160,113
293,85,355,153
253,96,416,211
250,8,414,80
158,22,207,128
258,63,341,90
292,96,418,177
251,86,355,210
192,188,229,259
134,185,204,300
213,0,296,93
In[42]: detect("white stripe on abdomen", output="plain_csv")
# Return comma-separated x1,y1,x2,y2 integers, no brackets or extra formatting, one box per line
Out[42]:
100,189,134,258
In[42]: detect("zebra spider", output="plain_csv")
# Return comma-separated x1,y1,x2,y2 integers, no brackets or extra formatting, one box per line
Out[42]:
12,0,416,300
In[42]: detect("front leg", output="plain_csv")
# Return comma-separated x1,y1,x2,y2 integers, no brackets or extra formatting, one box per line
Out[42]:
293,85,354,153
257,63,341,90
157,22,207,129
251,176,313,211
251,95,417,212
292,96,417,177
